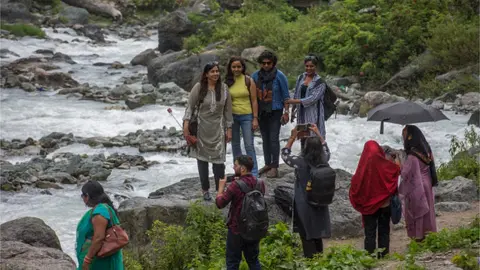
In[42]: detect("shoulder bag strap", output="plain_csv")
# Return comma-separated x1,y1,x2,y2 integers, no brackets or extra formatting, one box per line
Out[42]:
236,180,251,193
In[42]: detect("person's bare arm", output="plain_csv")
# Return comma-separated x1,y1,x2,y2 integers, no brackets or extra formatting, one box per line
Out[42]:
83,215,108,268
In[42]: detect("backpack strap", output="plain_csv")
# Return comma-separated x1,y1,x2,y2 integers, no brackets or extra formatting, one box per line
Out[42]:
236,180,252,193
254,179,263,192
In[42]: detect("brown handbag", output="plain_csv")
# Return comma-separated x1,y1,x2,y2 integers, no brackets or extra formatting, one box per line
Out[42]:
91,204,129,258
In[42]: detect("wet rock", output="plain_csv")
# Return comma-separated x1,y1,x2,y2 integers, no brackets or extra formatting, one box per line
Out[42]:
0,217,62,250
141,84,155,93
52,52,76,64
131,48,158,66
459,92,480,108
34,49,54,56
35,181,63,189
0,48,20,58
20,82,36,92
39,132,75,149
157,10,194,53
125,93,157,110
110,84,133,99
38,172,77,184
76,24,105,43
435,177,479,203
468,110,479,127
111,61,124,69
157,82,189,106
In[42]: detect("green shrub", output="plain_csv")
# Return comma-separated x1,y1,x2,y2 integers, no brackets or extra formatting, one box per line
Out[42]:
451,249,480,270
184,0,480,91
437,127,480,184
132,0,178,11
0,23,46,38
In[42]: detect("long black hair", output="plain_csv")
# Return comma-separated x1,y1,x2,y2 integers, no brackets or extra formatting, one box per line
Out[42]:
81,180,117,214
403,125,438,186
199,61,222,103
225,56,247,87
302,136,328,167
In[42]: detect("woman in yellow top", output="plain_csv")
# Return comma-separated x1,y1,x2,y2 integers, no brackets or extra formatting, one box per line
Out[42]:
225,56,259,177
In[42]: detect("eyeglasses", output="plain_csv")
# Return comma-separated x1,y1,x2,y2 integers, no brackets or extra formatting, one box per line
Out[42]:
261,61,273,66
206,61,219,67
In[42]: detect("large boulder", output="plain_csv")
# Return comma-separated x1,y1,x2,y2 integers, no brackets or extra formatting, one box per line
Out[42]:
118,196,190,247
434,177,479,203
130,48,158,66
0,0,34,23
459,92,480,108
118,164,361,248
125,93,157,110
0,217,62,250
468,110,479,127
156,82,189,106
157,10,195,53
351,91,405,117
148,48,236,91
0,241,76,270
59,4,90,25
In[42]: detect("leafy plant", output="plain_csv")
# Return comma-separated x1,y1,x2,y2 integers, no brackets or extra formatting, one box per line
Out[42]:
437,127,480,183
451,250,480,270
0,23,46,38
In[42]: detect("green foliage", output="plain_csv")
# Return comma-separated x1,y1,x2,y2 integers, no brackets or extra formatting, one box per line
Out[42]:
0,23,46,38
123,251,144,270
407,217,480,254
184,0,480,90
437,127,480,183
418,73,480,97
132,0,178,11
128,202,381,269
451,249,480,270
304,245,377,270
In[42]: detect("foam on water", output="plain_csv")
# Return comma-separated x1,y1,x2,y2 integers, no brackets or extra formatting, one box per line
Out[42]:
0,28,478,264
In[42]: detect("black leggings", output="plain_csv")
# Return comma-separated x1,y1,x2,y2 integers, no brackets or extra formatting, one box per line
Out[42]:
295,207,324,258
197,159,225,192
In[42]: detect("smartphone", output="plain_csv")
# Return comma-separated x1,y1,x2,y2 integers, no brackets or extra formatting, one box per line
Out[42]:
296,124,311,132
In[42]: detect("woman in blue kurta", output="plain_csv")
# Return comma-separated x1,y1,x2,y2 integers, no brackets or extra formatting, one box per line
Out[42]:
76,180,124,270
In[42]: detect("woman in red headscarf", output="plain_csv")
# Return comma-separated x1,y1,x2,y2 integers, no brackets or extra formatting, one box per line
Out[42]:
349,140,400,258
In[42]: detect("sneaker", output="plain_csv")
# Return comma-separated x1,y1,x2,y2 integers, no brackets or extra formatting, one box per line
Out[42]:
266,168,278,178
203,191,212,201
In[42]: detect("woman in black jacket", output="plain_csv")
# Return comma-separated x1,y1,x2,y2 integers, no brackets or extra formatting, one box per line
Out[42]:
280,124,331,258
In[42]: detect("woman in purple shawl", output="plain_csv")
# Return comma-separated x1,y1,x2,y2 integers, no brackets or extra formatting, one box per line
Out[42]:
399,125,437,241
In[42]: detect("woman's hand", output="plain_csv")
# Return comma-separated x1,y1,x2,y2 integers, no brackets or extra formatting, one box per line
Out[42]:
290,127,298,139
309,124,324,143
82,261,90,270
226,128,232,143
252,117,259,130
286,99,301,105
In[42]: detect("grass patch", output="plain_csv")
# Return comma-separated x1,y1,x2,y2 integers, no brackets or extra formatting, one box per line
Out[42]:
0,23,46,38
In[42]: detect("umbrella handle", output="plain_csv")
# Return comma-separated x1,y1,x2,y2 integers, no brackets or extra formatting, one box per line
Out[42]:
380,118,390,135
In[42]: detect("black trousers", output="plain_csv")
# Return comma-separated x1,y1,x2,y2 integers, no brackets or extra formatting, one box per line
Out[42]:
197,159,225,192
363,207,391,258
259,110,283,168
295,205,324,258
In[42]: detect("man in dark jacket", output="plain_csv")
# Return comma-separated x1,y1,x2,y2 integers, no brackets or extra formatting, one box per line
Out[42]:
216,155,265,270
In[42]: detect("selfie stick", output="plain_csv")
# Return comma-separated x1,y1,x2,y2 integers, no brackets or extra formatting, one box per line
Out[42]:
167,108,183,129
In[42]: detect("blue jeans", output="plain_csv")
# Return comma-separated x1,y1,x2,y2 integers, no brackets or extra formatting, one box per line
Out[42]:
226,229,262,270
232,114,258,177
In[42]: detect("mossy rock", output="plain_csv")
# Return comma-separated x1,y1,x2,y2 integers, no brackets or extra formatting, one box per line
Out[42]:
358,102,372,118
1,183,14,191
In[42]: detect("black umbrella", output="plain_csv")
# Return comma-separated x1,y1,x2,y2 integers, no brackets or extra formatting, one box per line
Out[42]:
367,101,450,134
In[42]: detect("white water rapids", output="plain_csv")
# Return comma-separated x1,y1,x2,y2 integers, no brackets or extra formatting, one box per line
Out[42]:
0,28,477,263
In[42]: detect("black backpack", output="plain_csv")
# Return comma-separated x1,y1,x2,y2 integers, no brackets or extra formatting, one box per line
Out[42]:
297,75,337,121
306,165,337,207
236,179,269,241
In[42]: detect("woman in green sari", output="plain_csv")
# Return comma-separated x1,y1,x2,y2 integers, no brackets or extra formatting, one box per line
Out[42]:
76,180,124,270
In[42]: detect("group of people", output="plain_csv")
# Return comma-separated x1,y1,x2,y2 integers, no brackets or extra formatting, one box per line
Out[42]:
73,50,438,270
182,50,327,201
